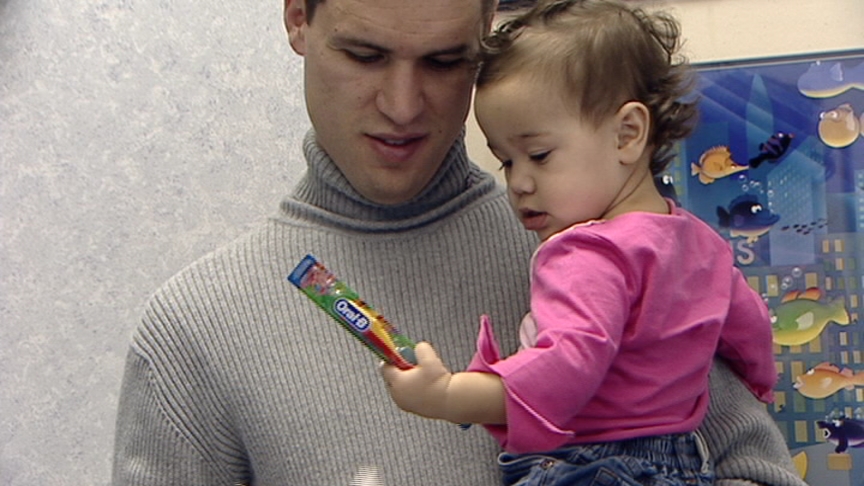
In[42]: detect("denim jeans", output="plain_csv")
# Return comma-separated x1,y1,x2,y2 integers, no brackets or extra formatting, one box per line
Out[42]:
497,432,714,486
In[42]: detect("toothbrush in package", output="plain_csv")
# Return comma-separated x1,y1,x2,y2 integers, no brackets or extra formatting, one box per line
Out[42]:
287,254,417,370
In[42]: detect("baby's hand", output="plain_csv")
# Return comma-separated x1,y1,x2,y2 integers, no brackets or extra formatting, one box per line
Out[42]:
379,342,453,420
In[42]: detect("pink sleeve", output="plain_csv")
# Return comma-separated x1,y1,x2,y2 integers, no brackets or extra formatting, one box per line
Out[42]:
468,234,630,453
716,269,777,403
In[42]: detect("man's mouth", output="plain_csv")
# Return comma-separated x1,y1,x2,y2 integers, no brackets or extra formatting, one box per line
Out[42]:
370,133,425,146
367,134,426,163
379,138,414,146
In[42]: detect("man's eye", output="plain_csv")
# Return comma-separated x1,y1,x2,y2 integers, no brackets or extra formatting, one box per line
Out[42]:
426,57,467,71
345,50,383,64
529,151,550,162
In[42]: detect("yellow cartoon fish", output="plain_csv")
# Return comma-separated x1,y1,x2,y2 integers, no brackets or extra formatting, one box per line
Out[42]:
770,288,850,346
691,146,748,184
818,103,860,148
794,363,864,399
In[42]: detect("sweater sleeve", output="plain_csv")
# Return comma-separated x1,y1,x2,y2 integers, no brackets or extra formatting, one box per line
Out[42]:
112,347,242,486
700,359,806,486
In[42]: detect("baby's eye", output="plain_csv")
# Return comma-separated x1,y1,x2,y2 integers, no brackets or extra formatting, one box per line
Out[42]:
498,160,512,171
529,151,550,162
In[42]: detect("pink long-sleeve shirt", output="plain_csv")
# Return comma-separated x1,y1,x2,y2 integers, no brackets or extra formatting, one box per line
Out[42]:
468,205,776,454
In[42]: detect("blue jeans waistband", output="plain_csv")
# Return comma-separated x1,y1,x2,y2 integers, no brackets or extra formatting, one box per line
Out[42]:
498,432,713,485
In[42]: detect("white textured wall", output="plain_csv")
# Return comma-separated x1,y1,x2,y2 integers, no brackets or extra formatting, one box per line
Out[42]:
0,0,860,484
1,0,307,483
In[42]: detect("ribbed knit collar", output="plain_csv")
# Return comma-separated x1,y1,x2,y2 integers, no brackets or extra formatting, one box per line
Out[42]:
282,130,498,233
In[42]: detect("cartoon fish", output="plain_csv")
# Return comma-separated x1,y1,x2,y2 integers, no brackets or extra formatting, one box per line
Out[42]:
748,132,795,168
691,146,748,184
860,111,864,137
780,218,827,236
818,103,860,148
817,417,864,453
716,194,780,243
798,60,864,98
793,363,864,399
770,288,850,346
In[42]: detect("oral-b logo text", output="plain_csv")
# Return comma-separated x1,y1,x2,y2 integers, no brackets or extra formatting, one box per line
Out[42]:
333,298,370,331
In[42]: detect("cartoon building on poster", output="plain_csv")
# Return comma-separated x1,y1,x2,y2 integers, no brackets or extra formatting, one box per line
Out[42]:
665,51,864,486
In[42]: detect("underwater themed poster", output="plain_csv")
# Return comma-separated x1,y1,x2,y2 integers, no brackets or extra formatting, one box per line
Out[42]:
664,50,864,486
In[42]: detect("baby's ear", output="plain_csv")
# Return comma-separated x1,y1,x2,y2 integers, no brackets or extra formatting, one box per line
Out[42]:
616,101,650,165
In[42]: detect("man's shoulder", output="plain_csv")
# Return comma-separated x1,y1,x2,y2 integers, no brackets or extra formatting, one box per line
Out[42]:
139,220,285,322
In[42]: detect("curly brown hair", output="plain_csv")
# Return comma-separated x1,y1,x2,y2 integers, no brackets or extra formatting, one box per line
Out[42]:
477,0,698,174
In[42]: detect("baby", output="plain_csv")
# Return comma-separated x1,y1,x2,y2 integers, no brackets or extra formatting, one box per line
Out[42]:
381,1,777,484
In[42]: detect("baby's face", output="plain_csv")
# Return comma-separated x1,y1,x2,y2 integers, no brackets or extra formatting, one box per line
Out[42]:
474,76,628,240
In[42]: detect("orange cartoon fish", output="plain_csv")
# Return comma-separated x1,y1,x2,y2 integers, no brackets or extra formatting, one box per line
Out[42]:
794,363,864,399
691,146,748,184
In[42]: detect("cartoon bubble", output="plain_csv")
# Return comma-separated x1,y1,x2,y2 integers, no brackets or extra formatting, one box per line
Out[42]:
750,181,763,193
818,103,860,148
791,267,803,278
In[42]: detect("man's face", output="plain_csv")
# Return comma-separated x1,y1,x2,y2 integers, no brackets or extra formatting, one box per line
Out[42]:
286,0,487,205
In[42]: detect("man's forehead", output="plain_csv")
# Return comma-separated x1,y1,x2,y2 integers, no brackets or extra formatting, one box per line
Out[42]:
316,0,484,47
324,0,489,13
331,34,477,60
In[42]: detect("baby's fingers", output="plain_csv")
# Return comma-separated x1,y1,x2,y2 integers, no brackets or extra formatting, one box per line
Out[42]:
379,361,400,386
413,342,442,366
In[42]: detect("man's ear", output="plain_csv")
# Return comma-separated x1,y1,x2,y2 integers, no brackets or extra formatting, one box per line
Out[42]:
284,0,308,55
616,101,650,165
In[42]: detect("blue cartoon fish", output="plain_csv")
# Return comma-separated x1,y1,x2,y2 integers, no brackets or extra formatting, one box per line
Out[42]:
798,61,864,98
817,417,864,453
716,194,780,243
770,288,850,346
748,132,795,168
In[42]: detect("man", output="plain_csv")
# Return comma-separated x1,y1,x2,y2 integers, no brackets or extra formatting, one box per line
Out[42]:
112,0,804,484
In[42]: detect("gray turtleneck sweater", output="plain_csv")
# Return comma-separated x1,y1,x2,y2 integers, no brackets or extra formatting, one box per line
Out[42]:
113,132,804,486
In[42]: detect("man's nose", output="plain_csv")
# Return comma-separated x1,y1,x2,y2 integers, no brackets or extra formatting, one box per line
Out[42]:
376,64,424,126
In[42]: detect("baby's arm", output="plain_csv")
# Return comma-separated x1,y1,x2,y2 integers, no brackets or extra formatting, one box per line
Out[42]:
717,271,777,401
380,342,506,425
